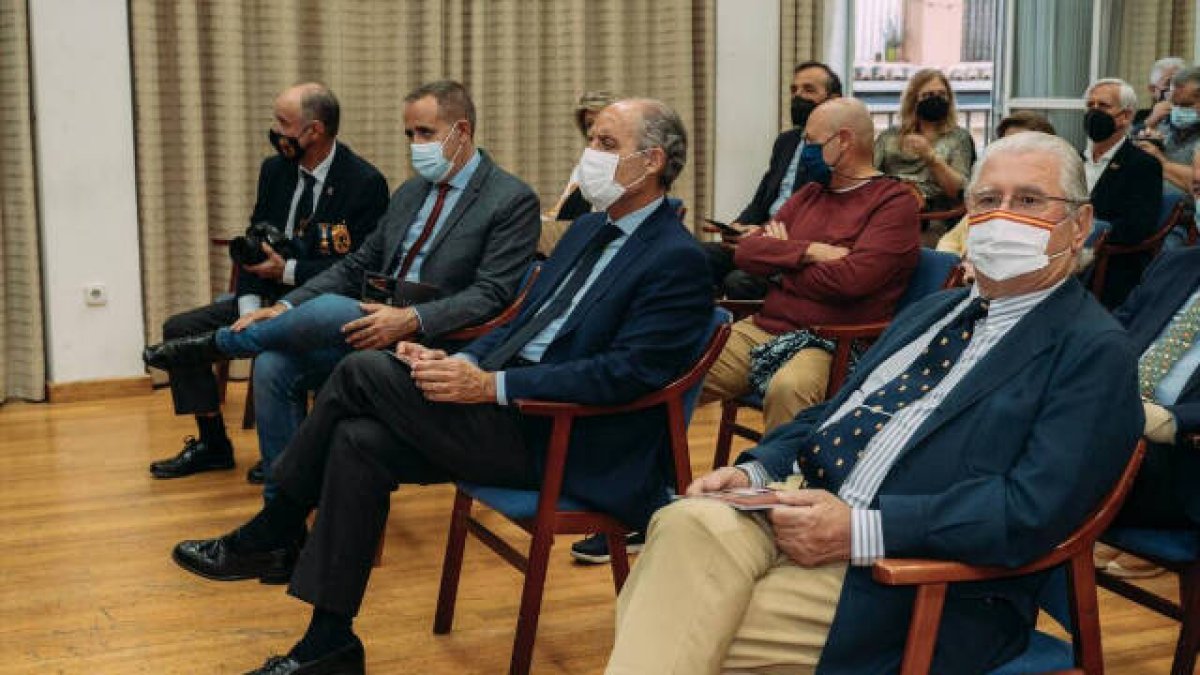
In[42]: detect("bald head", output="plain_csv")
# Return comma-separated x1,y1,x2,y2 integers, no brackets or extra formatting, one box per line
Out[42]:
277,82,340,137
807,98,875,153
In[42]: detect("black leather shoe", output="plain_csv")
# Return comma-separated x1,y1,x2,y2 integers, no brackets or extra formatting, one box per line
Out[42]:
244,639,365,674
247,460,266,485
143,330,222,370
149,436,235,479
172,530,300,585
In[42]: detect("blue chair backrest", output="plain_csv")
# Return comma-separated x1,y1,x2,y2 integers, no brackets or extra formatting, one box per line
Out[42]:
1160,191,1185,229
682,307,733,422
898,248,960,310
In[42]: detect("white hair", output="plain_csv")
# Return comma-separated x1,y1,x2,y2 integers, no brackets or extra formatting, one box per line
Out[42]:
968,131,1088,206
1084,78,1138,112
1150,57,1187,85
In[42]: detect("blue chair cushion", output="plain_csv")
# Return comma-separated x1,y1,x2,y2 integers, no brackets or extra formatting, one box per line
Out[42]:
459,482,596,521
737,391,764,409
1101,527,1200,563
988,630,1073,675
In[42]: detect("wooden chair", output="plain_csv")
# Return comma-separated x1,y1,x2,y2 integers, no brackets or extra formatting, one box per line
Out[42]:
1090,195,1190,299
1096,435,1200,675
873,439,1147,675
431,308,732,675
442,264,542,342
711,248,963,469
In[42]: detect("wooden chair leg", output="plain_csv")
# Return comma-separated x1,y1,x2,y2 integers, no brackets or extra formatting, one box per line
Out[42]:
509,527,555,675
607,532,630,593
713,400,739,469
433,490,473,635
1067,554,1104,674
1171,565,1200,675
899,583,947,675
242,359,256,430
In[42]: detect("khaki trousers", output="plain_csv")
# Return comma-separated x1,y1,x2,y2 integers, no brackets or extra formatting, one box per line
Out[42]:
701,318,833,431
606,498,847,675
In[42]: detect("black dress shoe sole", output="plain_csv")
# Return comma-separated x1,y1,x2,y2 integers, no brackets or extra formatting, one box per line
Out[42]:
171,544,294,585
150,457,236,479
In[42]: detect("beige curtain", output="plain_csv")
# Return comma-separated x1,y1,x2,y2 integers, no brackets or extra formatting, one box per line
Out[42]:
779,0,825,128
1108,0,1196,108
0,0,46,401
130,0,715,346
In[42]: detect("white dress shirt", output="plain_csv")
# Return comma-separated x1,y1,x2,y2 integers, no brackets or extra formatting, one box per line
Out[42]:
1083,137,1123,192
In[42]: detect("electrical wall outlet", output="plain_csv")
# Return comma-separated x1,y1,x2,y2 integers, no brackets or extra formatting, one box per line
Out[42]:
84,283,108,306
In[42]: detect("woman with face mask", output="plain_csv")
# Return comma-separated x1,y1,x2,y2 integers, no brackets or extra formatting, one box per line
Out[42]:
873,68,976,213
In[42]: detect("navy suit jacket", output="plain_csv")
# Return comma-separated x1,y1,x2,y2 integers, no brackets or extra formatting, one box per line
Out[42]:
237,143,389,301
736,128,807,225
743,279,1142,674
461,200,713,528
1114,247,1200,522
1087,140,1162,308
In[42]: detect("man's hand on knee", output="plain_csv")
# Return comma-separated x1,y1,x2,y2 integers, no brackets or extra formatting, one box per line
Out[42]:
769,490,852,566
231,304,288,332
343,304,419,350
685,467,752,496
411,357,496,404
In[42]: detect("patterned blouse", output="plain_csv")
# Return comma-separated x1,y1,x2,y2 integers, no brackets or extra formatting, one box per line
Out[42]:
873,125,975,209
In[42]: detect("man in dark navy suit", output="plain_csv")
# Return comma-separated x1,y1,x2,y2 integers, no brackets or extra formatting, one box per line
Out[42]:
147,83,388,480
704,61,842,299
608,132,1143,675
169,98,713,675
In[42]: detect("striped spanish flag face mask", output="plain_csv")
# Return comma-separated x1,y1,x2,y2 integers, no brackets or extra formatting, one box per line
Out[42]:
965,210,1071,281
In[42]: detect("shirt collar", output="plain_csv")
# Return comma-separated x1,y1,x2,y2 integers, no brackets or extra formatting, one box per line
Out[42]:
610,196,665,237
446,149,482,190
971,278,1065,319
301,140,338,183
1084,136,1124,165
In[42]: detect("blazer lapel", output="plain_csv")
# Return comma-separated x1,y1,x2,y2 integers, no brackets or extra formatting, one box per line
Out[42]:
897,283,1079,455
311,145,350,223
422,152,494,259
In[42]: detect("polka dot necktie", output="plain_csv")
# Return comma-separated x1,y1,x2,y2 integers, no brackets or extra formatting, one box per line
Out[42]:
1138,295,1200,402
802,297,990,492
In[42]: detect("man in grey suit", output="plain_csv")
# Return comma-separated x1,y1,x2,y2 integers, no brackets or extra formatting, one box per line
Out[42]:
144,80,540,500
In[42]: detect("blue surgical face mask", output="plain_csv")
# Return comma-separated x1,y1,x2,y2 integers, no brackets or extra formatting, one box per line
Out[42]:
410,122,465,183
799,134,840,187
1170,106,1200,128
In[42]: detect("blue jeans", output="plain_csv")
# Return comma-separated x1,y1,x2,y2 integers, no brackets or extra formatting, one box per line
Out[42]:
215,293,366,499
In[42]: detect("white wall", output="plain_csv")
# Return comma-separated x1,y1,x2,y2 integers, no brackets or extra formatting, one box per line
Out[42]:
712,0,781,223
29,0,145,384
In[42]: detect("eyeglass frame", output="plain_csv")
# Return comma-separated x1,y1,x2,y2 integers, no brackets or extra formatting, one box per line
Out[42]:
965,189,1090,218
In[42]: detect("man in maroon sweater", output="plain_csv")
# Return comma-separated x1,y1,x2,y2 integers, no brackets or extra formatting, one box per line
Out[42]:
702,98,921,430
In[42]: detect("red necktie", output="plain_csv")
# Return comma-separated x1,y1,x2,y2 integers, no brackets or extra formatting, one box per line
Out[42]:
392,183,452,279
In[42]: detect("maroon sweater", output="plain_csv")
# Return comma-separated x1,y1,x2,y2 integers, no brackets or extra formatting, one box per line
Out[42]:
735,179,921,335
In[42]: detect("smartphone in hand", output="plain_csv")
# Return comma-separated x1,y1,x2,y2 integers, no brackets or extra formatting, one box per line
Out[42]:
705,217,743,238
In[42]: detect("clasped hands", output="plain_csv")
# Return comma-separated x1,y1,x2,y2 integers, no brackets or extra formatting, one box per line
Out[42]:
686,467,852,566
395,342,497,404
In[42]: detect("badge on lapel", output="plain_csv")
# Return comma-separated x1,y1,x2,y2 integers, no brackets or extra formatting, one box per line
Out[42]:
318,222,332,255
331,222,352,254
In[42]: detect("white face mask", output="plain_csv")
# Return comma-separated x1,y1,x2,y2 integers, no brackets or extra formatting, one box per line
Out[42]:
965,211,1069,281
410,122,464,183
576,147,647,211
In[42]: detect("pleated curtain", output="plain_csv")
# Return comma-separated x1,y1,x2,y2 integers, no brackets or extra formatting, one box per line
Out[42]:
129,0,715,347
779,0,825,128
1107,0,1196,108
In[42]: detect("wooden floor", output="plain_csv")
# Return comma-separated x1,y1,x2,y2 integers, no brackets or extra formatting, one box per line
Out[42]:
0,384,1191,673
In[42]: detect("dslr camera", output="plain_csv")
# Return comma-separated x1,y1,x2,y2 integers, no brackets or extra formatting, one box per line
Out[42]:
229,221,291,266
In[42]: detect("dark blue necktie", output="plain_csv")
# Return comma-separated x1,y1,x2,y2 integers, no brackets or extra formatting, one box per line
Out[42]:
802,297,990,492
479,222,622,371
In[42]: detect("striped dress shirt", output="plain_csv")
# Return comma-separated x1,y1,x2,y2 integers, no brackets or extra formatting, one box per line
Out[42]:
741,281,1063,565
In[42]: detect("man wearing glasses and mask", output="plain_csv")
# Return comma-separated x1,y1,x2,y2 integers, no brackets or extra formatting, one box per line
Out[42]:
607,131,1142,675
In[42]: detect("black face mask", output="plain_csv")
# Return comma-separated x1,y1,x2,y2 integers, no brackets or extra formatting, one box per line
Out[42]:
1083,109,1118,142
915,95,950,122
791,96,817,128
269,128,307,163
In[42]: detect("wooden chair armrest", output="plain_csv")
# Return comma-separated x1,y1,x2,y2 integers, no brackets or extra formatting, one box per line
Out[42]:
210,237,232,246
444,266,542,342
810,322,890,341
873,557,1053,586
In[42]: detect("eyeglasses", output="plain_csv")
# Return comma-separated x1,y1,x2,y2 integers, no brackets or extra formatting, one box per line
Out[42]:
965,190,1088,218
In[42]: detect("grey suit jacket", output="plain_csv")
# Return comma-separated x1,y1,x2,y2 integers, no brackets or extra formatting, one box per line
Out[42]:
282,150,540,338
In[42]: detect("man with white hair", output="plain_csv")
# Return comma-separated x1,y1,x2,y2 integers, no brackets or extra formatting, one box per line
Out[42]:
1082,78,1162,307
1135,56,1187,127
607,132,1143,675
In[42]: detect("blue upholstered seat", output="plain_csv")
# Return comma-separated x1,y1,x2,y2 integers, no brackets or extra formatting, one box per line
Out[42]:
989,566,1073,673
1102,527,1200,563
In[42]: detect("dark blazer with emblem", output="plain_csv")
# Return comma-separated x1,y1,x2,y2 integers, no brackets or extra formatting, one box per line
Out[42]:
283,150,540,338
742,279,1142,674
460,201,713,529
1114,247,1200,523
736,128,808,225
1088,140,1162,308
236,142,389,301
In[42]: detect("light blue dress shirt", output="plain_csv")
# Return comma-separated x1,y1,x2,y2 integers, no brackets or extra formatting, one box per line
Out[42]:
767,140,805,217
492,196,665,405
1151,288,1200,406
397,149,481,282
